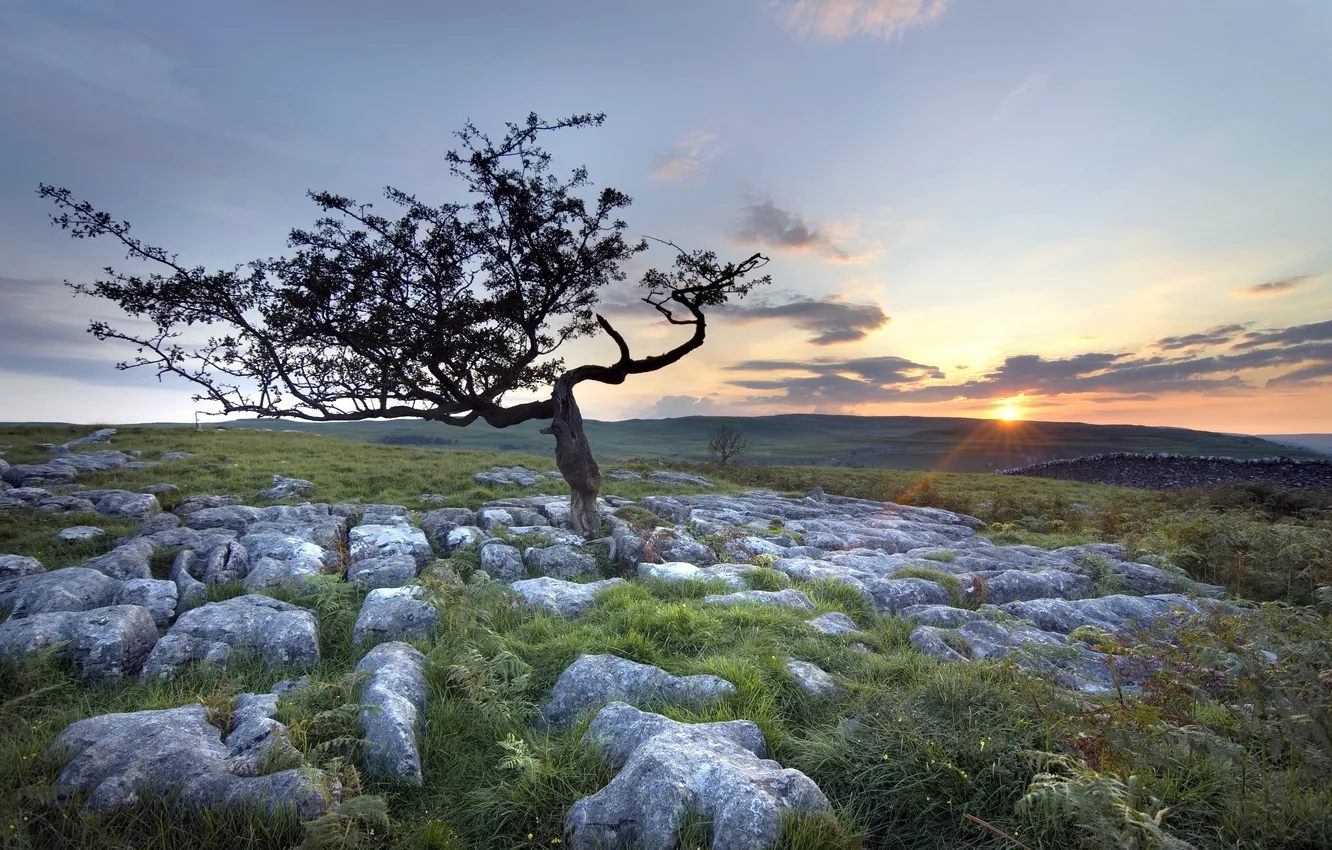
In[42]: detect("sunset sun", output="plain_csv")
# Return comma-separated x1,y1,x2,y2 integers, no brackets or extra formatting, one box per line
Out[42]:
997,403,1024,421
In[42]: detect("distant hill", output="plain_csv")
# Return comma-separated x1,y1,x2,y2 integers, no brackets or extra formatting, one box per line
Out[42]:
1260,434,1332,455
200,414,1323,473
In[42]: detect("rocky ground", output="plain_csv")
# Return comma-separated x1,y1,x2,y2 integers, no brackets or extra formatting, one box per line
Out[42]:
1000,452,1332,490
0,435,1251,849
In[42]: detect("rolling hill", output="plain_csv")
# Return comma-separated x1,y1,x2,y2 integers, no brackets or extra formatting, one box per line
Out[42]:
191,414,1320,473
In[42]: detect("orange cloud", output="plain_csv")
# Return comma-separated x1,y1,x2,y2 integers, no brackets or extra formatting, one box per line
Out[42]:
779,0,948,41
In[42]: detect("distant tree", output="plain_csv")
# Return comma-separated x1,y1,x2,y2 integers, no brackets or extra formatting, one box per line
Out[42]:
39,112,770,535
707,423,751,466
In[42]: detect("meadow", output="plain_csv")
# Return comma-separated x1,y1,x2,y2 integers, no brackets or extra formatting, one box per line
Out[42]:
1,424,1329,849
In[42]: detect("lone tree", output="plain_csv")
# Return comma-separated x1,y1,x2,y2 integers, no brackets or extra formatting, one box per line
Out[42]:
707,423,751,466
39,112,770,535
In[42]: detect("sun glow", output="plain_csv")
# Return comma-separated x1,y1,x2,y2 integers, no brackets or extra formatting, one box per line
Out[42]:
996,402,1024,421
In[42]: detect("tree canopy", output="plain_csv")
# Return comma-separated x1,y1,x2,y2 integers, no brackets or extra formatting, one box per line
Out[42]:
40,111,771,533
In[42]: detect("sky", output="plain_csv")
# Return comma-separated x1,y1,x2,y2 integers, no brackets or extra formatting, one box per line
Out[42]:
1,0,1330,434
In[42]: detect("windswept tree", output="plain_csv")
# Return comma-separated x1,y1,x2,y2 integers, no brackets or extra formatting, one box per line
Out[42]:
707,423,751,466
40,112,770,535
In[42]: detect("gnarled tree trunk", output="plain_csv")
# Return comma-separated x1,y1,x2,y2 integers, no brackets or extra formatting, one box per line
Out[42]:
542,376,602,537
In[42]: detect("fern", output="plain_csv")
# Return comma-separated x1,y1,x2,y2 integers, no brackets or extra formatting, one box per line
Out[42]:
1017,752,1197,849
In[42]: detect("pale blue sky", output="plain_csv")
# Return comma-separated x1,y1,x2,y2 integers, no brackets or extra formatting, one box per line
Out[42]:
2,0,1329,431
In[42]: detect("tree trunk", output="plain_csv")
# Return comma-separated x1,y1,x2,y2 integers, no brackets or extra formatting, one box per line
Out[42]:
542,376,602,537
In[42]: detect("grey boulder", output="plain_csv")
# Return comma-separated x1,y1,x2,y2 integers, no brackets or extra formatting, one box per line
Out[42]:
805,612,863,636
0,554,44,579
523,544,597,580
419,507,477,552
112,578,178,625
478,541,526,582
80,540,155,581
703,589,815,611
0,605,158,681
540,654,736,729
356,641,428,785
646,471,715,488
509,577,625,618
58,525,105,542
566,702,830,850
350,524,433,569
353,586,437,646
347,553,419,589
979,569,1092,604
142,595,320,678
0,567,120,617
94,491,161,519
256,474,314,500
50,703,333,819
785,660,839,697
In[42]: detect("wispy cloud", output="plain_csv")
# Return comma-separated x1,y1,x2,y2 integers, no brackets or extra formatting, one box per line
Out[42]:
733,197,876,262
721,296,889,344
994,72,1050,121
1154,324,1247,350
651,131,719,182
1233,274,1319,297
778,0,948,41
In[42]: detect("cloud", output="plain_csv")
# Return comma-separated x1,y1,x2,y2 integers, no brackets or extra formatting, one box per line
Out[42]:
718,317,1332,411
733,197,873,262
651,131,719,182
1233,274,1318,297
994,72,1050,121
1154,324,1247,350
720,296,889,344
1266,361,1332,386
644,395,742,418
778,0,947,41
1233,319,1332,349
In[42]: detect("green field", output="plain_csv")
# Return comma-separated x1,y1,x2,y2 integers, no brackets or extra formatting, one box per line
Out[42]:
1,425,1330,850
104,413,1328,472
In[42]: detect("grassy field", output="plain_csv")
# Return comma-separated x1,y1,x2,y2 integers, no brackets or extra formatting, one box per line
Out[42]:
1,425,1330,849
66,413,1326,472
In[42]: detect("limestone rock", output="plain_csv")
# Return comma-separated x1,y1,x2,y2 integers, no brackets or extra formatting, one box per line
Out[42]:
637,561,750,590
58,525,105,542
347,553,419,589
0,554,44,579
79,540,155,581
350,524,433,569
169,551,209,611
94,491,161,518
899,604,981,628
112,578,178,625
142,595,320,678
523,544,597,580
805,612,863,636
256,474,314,500
0,605,158,681
174,495,241,518
646,471,715,488
509,577,624,618
863,577,951,614
50,703,332,819
185,505,262,533
419,507,477,552
159,451,195,461
540,654,736,729
356,642,428,785
353,586,437,646
0,567,120,617
478,541,526,582
980,569,1093,604
566,702,830,850
785,660,838,697
704,588,816,611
